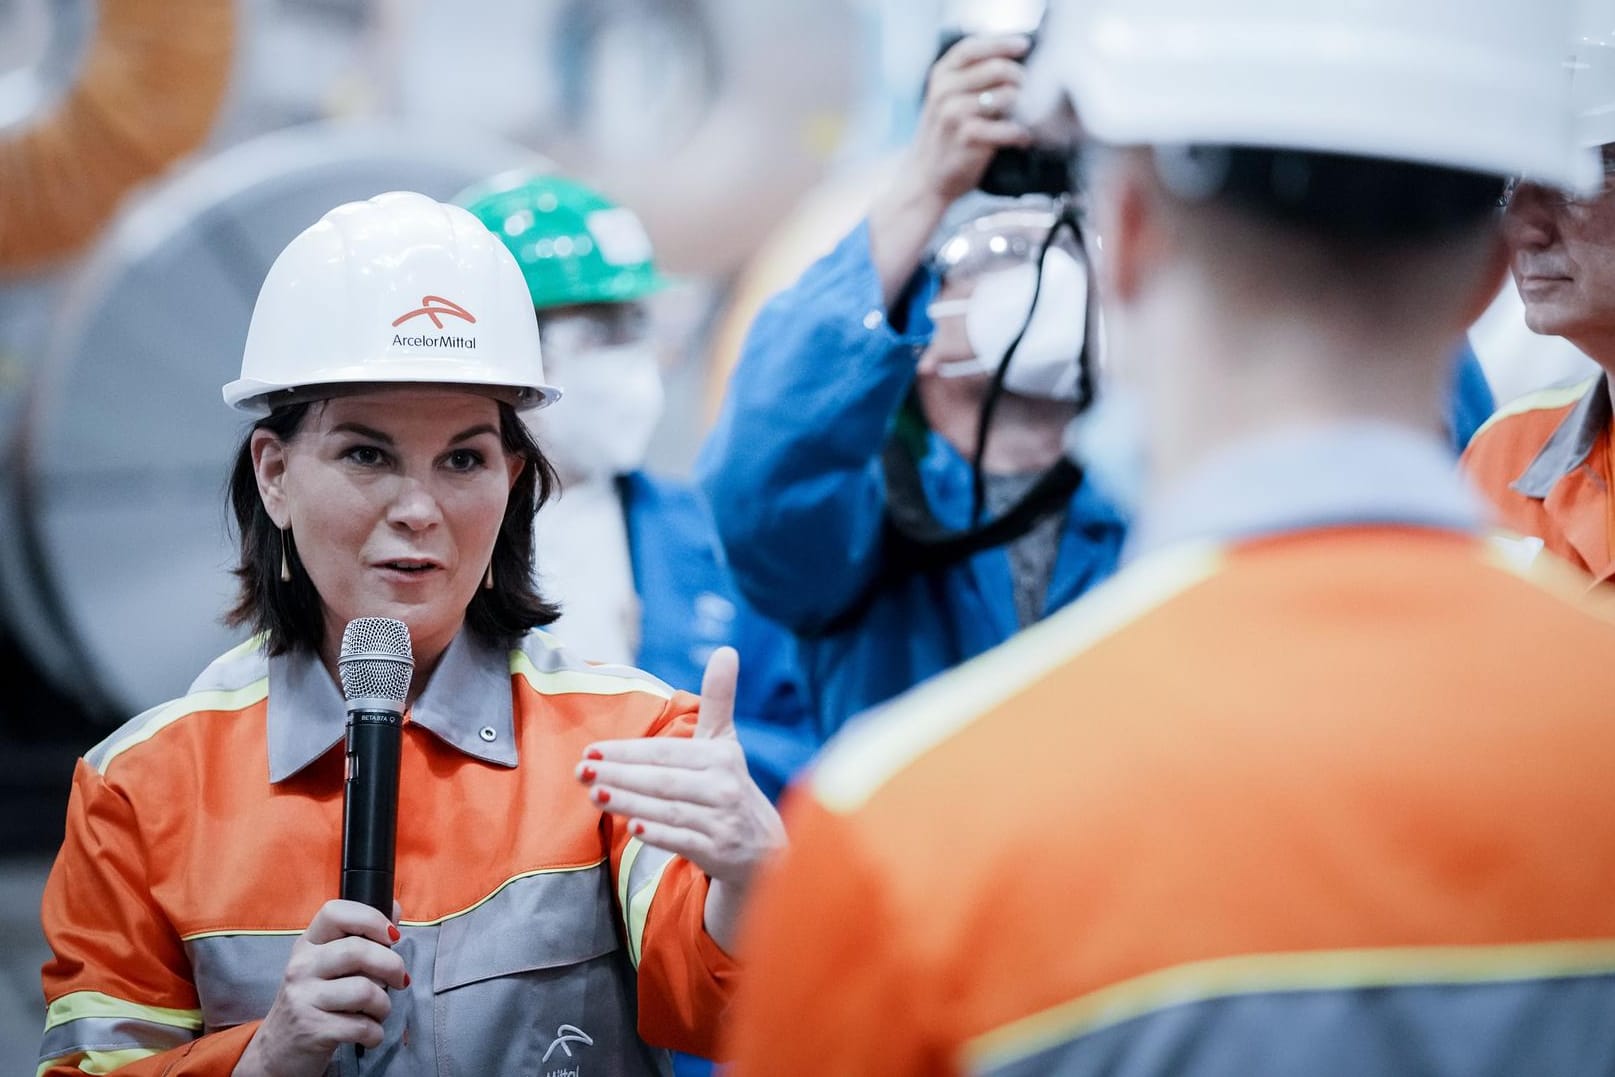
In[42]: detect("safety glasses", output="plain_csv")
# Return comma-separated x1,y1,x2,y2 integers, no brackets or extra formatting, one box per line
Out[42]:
1501,145,1615,208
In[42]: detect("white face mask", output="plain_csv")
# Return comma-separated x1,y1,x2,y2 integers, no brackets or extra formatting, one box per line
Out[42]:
530,344,665,480
928,246,1091,401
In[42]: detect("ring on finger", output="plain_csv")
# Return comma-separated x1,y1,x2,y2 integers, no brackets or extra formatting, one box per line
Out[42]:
977,89,1001,116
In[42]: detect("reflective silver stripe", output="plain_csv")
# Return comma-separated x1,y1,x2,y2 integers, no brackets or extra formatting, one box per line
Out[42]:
970,972,1615,1077
435,863,619,991
625,841,675,900
618,838,676,969
184,932,298,1029
513,633,676,698
85,640,269,774
185,635,268,694
38,1014,193,1060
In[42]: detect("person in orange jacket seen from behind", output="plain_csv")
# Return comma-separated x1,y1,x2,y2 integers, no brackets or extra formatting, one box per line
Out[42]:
726,1,1615,1074
1462,16,1615,588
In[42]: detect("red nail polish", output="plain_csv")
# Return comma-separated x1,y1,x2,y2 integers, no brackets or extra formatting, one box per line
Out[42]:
388,924,401,943
403,972,412,988
595,788,611,805
580,765,597,782
632,821,645,836
585,748,604,761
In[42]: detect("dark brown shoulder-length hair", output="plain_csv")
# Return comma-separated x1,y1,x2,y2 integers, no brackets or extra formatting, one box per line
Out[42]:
226,399,561,655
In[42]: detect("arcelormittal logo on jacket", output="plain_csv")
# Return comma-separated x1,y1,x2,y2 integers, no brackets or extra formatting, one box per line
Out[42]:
391,296,478,349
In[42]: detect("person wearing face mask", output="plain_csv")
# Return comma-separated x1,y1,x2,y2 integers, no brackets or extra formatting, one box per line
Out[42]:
697,31,1497,740
456,173,813,802
695,36,1127,745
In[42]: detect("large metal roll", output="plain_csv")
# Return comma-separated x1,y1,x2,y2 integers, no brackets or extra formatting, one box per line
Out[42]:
0,122,546,719
0,0,235,269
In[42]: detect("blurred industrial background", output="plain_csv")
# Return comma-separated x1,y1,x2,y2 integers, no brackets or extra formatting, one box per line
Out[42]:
0,0,950,1066
0,0,1599,1069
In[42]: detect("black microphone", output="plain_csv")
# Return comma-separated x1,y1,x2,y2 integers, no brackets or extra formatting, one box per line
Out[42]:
338,617,413,917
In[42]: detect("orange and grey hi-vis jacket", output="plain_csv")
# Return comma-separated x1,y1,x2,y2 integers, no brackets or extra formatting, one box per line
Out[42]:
729,425,1615,1076
38,628,736,1076
1462,374,1615,587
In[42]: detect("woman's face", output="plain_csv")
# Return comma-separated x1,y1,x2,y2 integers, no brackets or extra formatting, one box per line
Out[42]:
251,387,522,669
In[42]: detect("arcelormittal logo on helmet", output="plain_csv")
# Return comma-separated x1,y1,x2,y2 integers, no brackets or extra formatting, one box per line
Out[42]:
391,296,479,350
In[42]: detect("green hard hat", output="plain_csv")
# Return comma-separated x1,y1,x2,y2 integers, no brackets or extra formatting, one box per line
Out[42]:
456,171,669,310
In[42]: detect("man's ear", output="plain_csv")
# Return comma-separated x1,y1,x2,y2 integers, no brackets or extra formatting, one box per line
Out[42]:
1098,156,1172,307
250,429,292,529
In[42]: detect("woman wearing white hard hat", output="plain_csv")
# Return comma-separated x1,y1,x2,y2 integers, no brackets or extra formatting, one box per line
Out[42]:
36,191,781,1076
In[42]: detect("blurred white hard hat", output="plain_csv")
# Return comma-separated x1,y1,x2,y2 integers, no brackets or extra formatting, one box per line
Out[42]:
1037,0,1596,193
1574,5,1615,148
224,191,560,414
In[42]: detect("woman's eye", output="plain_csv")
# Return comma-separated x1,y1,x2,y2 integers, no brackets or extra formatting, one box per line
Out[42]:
345,445,387,467
445,449,485,472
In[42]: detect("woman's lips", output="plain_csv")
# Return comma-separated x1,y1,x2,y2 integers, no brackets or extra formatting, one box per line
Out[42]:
374,559,442,576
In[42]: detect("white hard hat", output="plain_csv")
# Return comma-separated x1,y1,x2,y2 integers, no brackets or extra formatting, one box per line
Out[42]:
1040,0,1597,193
224,191,560,413
1574,8,1615,148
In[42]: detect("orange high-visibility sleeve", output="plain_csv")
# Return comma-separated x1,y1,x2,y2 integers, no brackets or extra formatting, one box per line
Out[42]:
726,791,940,1075
609,690,741,1059
39,760,257,1074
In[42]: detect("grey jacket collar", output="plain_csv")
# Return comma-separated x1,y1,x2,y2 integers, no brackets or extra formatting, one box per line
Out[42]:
267,629,518,783
1511,375,1612,499
1125,421,1484,564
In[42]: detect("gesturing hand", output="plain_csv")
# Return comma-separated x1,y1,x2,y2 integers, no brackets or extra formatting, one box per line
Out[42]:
233,900,407,1077
576,647,785,890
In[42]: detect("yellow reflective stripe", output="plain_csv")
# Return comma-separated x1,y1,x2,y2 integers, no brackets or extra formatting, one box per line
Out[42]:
1479,536,1615,625
617,838,641,932
400,860,607,927
92,680,269,775
38,992,202,1077
509,650,673,701
179,861,612,939
38,1046,164,1077
1470,377,1597,441
963,938,1615,1074
812,542,1225,813
617,836,674,969
43,991,202,1034
178,927,302,942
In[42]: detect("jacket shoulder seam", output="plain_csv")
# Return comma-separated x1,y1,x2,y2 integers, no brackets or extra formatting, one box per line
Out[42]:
88,680,270,776
1470,379,1597,443
811,542,1226,813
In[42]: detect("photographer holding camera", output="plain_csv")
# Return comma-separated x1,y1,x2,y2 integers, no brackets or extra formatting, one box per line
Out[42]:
697,33,1126,737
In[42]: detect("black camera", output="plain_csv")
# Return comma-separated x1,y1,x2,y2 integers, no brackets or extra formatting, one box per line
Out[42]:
933,3,1070,198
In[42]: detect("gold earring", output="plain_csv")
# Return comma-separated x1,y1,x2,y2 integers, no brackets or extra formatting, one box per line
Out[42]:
483,561,495,590
279,528,292,584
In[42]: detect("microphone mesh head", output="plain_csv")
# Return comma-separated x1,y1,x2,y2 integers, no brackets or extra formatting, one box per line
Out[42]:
338,618,414,705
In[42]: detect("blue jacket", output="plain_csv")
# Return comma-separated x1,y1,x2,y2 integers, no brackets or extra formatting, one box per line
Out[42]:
698,221,1128,738
1448,343,1495,451
619,472,814,801
699,220,1497,742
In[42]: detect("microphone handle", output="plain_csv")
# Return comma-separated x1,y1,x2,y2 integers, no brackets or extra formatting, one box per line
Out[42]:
341,709,403,916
